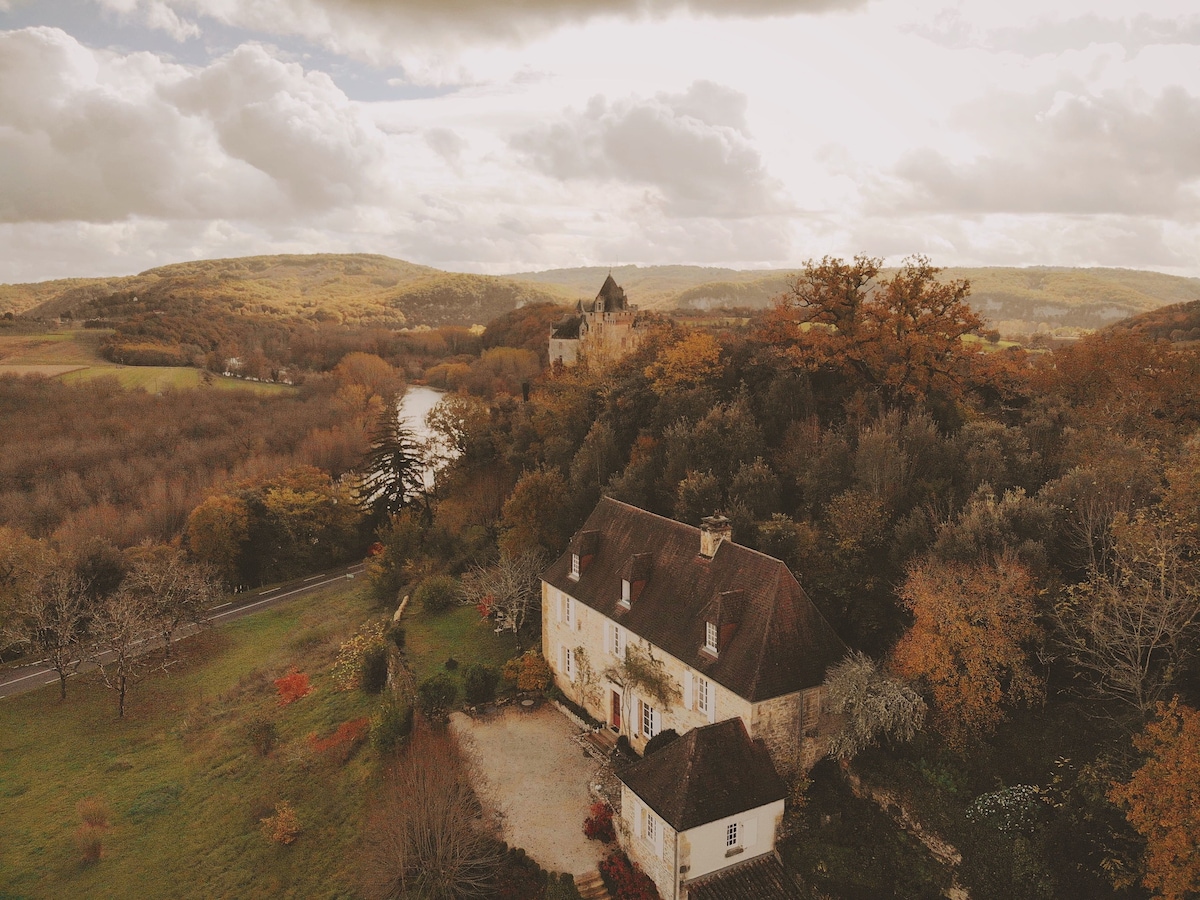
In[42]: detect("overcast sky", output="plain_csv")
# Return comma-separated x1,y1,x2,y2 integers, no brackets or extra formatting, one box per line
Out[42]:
1,0,1198,283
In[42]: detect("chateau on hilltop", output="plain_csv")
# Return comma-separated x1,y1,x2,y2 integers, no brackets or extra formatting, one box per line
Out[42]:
542,499,846,899
549,275,647,366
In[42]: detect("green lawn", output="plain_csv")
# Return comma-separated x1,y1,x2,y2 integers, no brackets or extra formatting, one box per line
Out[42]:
0,583,384,899
400,604,521,695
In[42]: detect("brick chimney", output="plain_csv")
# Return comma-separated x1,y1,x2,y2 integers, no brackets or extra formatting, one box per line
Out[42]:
699,515,732,559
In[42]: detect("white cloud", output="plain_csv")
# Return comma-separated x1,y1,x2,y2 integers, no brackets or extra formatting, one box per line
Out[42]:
0,29,395,224
877,86,1200,215
512,82,788,218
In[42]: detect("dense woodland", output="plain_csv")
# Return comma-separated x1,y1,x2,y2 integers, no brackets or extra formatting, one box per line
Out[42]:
2,254,1199,899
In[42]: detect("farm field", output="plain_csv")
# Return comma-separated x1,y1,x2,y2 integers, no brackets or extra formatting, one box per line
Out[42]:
0,329,290,394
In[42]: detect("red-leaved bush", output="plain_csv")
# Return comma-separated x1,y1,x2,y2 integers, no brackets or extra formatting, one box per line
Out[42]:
308,717,370,763
599,850,660,900
275,668,313,706
584,802,616,843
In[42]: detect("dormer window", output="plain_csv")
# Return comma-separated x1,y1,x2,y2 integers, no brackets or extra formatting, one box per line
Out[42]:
570,553,580,581
704,621,718,655
620,579,631,607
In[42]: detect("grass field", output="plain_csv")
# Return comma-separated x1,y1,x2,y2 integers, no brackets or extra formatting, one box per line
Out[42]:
0,582,519,899
0,329,291,394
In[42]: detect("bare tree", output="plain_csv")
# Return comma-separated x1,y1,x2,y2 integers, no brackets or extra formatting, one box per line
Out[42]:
824,651,926,760
90,589,156,718
3,569,88,701
1054,512,1200,714
459,550,545,651
362,721,502,900
122,544,221,662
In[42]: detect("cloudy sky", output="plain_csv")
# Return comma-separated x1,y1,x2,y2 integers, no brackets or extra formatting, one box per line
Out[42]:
1,0,1198,283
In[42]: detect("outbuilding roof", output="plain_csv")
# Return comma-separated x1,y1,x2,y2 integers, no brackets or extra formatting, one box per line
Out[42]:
686,854,807,900
617,718,786,832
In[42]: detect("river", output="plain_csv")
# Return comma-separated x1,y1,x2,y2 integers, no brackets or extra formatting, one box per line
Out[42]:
397,384,448,490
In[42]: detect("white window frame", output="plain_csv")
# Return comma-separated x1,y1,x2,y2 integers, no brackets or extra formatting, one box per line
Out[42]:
725,822,739,849
569,553,580,581
564,645,576,681
642,700,657,738
611,623,623,657
697,676,710,715
646,812,657,844
620,579,631,607
704,621,718,654
563,595,574,629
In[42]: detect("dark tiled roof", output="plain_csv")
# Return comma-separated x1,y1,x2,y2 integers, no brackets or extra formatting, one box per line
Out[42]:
686,854,807,900
543,498,846,701
617,719,786,831
596,274,629,311
550,313,584,339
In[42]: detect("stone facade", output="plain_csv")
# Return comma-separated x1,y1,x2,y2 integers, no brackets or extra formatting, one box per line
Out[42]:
544,580,826,775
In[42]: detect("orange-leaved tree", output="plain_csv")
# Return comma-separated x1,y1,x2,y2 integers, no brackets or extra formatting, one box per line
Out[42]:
892,553,1042,748
1109,697,1200,900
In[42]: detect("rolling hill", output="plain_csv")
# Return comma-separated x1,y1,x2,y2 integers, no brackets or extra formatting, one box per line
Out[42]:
4,254,1198,338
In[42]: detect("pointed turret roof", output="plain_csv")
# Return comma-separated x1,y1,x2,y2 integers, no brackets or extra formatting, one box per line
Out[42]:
595,274,628,311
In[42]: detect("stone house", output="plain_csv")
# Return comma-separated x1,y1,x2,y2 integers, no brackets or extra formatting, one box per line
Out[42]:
616,718,805,900
548,275,647,366
541,497,847,775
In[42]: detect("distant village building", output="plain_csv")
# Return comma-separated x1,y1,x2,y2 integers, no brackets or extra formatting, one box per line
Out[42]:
549,275,647,366
541,498,847,898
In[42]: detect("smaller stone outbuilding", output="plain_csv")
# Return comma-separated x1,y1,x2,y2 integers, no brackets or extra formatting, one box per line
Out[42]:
616,718,802,900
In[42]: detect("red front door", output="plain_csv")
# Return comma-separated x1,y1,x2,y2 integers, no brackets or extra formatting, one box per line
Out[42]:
611,690,621,729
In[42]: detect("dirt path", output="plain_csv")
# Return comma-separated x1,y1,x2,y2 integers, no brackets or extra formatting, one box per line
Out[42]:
451,705,609,877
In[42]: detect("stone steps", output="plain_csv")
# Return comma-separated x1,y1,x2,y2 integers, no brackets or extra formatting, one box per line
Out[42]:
576,870,612,900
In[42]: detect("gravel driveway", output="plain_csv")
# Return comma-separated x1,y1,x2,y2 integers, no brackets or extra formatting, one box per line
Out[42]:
451,704,609,877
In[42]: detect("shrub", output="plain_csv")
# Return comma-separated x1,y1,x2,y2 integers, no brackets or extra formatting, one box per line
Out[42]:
445,657,459,671
463,664,500,705
386,624,405,651
599,850,660,900
74,824,105,865
583,802,616,843
76,797,111,828
546,873,583,900
418,673,458,716
643,729,679,757
308,718,371,764
331,620,386,691
274,668,313,706
246,717,279,756
360,646,389,695
371,701,413,754
501,650,551,692
261,800,301,845
415,575,460,613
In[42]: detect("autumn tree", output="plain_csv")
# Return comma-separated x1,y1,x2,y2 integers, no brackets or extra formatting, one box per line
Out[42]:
121,544,221,662
459,550,546,651
498,468,572,559
184,493,249,586
362,722,503,899
90,588,156,718
824,651,926,760
644,331,724,395
3,567,88,700
1054,511,1200,713
1109,698,1200,900
764,254,983,410
892,554,1042,747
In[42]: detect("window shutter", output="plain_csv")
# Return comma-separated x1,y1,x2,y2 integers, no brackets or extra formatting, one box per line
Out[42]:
633,800,643,837
633,699,642,737
652,707,662,735
555,590,562,624
654,817,664,856
682,671,692,709
604,621,613,655
743,818,757,848
560,645,567,675
618,627,626,657
707,684,717,724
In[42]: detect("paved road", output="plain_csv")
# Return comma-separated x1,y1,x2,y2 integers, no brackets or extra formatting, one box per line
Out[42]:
0,561,367,701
